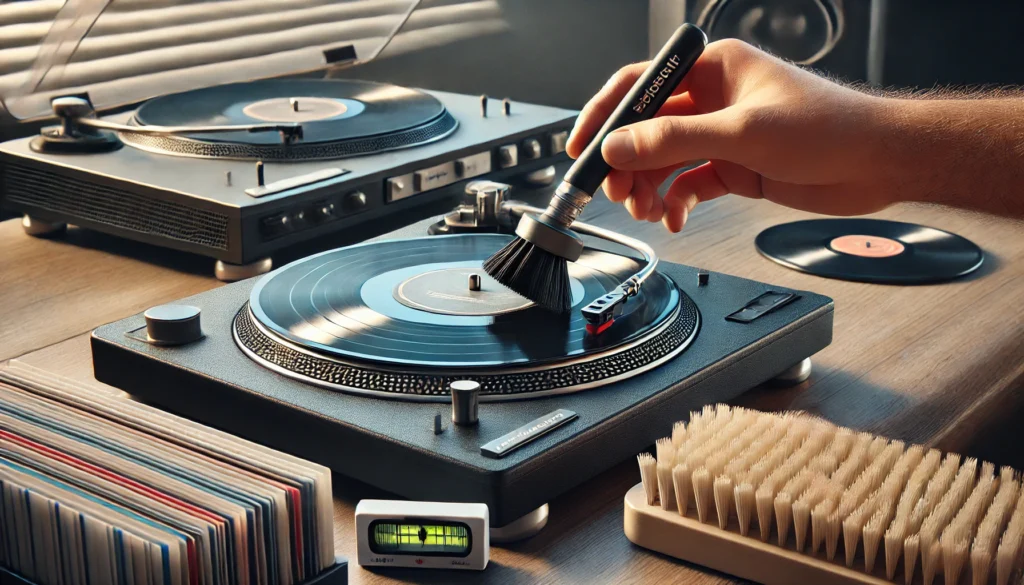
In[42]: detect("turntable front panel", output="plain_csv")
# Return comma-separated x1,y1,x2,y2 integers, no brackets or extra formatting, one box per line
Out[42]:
91,219,833,525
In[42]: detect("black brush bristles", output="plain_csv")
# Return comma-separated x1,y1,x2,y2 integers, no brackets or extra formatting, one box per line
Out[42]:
483,237,572,313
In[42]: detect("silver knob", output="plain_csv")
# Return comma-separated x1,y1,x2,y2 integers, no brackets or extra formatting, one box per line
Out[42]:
51,96,95,120
451,380,480,426
469,274,482,291
480,95,488,117
144,305,202,345
502,98,511,116
51,96,96,137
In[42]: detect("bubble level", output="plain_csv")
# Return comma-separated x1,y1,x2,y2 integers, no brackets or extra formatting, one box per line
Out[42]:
369,520,472,557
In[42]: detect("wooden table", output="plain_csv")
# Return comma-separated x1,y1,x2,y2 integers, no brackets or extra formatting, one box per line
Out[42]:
2,188,1023,584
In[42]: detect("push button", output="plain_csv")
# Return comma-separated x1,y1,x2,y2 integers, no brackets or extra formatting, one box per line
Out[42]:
725,291,797,323
414,161,457,192
521,138,542,161
549,130,568,155
344,191,367,211
260,213,291,237
497,144,518,168
387,174,415,202
455,152,492,178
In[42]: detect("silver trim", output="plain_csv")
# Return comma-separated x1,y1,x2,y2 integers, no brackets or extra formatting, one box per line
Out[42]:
81,116,302,141
234,299,698,403
480,409,578,458
118,115,458,162
540,181,591,227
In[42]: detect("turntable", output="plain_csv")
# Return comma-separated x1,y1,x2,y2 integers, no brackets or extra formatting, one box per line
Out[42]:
0,0,573,280
91,181,834,537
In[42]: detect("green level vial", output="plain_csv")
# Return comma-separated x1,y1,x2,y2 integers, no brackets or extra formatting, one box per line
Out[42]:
369,520,472,556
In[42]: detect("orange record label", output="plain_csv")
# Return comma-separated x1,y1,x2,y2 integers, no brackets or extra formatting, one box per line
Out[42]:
829,235,905,258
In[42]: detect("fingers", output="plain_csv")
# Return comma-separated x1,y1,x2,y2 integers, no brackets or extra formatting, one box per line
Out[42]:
602,169,633,203
601,166,677,223
567,60,697,158
567,62,648,158
660,162,734,232
602,111,742,171
625,172,661,222
662,193,699,234
569,94,701,160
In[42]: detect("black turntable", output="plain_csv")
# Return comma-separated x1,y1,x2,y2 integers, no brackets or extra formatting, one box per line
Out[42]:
91,182,834,535
0,1,574,281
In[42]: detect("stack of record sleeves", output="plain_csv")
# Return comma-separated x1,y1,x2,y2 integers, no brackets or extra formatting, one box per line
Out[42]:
0,362,342,585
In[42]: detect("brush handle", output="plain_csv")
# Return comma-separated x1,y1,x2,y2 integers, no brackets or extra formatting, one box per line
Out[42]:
563,24,707,198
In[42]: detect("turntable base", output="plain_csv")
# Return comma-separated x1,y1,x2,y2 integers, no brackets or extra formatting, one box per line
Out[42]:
91,218,833,527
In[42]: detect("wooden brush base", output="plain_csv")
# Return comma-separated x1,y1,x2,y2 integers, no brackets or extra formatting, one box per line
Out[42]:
624,483,966,585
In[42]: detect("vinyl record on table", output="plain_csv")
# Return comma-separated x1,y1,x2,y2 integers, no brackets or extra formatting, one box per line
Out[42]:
755,219,984,284
122,79,458,160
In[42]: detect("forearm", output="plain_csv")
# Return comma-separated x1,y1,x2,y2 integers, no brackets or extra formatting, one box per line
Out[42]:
874,97,1024,217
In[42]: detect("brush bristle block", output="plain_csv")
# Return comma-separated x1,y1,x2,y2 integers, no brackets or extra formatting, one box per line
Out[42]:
630,404,1024,585
626,484,899,585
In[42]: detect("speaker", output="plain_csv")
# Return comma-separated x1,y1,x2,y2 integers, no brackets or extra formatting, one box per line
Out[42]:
649,0,876,83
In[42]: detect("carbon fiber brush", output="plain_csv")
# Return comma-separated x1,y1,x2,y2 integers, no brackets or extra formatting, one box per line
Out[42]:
483,24,707,312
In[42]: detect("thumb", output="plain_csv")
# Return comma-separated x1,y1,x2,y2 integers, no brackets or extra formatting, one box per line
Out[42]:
601,111,743,171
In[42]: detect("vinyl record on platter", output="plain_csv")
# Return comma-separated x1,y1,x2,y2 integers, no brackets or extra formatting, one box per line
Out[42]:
232,234,702,401
755,219,984,284
122,79,458,160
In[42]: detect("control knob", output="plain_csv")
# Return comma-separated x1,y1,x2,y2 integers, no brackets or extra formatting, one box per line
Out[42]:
144,305,203,345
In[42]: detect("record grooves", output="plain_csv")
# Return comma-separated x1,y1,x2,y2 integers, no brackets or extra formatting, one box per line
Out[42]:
234,235,700,401
121,79,459,161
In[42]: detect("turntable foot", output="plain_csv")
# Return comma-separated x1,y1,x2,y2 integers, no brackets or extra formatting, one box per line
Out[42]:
22,215,67,237
523,165,557,187
214,258,273,282
489,503,549,543
768,358,813,387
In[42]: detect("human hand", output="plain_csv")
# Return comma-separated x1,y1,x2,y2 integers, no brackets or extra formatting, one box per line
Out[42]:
566,39,900,232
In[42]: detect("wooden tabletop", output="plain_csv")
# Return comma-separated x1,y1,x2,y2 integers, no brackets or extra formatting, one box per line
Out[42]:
2,183,1023,584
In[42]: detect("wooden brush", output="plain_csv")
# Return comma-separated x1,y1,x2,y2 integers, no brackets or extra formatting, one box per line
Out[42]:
625,404,1024,585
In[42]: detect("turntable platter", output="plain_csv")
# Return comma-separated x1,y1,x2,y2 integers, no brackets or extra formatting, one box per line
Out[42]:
234,235,700,401
121,79,458,161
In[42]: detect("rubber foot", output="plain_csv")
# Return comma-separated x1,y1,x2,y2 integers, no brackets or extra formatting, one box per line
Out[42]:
22,215,67,237
523,165,557,187
214,258,273,282
490,504,549,543
767,358,813,387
